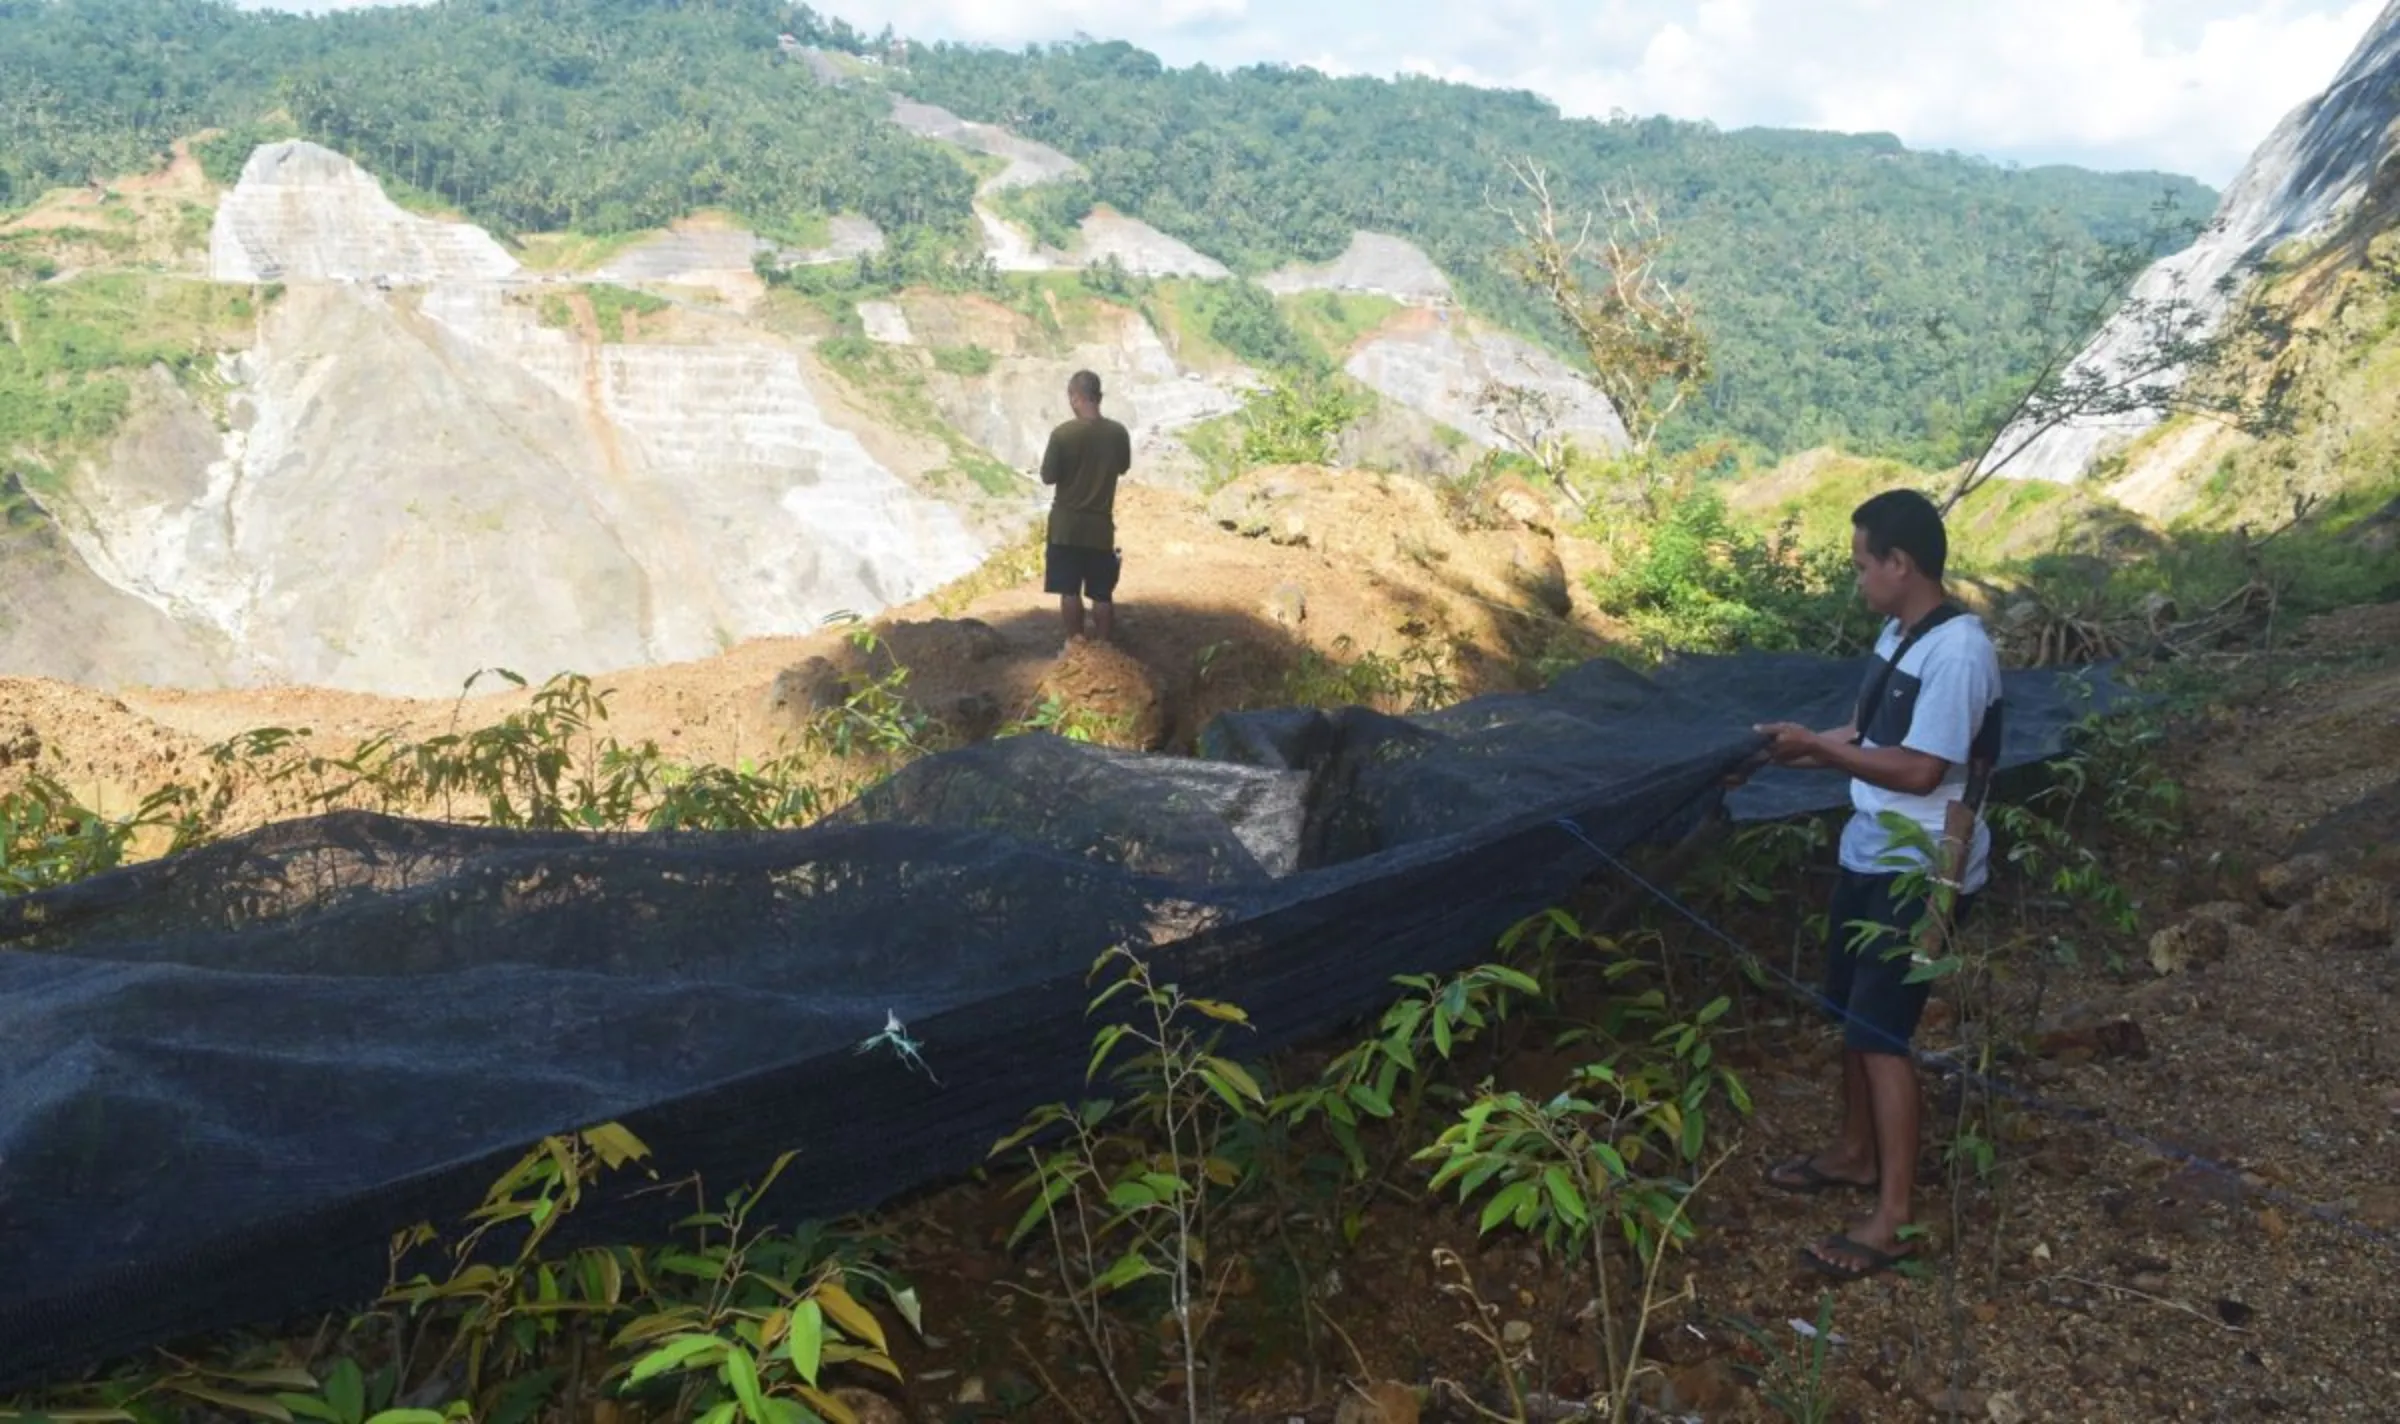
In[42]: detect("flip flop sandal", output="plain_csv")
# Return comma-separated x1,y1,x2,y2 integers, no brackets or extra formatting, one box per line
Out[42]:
1801,1233,1914,1282
1763,1156,1879,1195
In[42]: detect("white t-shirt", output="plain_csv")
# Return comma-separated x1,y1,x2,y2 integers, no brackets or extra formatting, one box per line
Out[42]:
1838,611,2004,892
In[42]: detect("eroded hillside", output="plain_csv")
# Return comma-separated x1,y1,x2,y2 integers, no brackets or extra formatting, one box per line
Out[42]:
2,127,1617,697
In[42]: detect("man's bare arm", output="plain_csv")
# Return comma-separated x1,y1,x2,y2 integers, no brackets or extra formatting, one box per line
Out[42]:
1767,721,1859,770
1755,722,1948,795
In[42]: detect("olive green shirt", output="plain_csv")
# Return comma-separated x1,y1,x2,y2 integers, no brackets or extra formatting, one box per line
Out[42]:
1040,414,1132,549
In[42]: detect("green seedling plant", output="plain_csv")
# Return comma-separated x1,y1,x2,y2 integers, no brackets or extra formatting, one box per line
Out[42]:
1006,692,1132,744
1416,1038,1738,1421
993,946,1267,1424
1273,625,1460,715
1270,962,1543,1212
1556,985,1755,1177
604,1155,919,1424
1726,1292,1841,1424
379,1121,659,1401
0,773,205,895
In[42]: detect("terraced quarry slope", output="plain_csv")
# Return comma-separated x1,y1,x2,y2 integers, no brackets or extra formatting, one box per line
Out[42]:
2,117,1630,699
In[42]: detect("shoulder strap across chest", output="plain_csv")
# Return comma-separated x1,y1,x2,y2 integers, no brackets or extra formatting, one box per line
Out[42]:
1852,601,1963,744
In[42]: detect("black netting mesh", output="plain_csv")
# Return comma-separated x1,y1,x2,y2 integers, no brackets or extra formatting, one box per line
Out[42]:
0,651,2119,1386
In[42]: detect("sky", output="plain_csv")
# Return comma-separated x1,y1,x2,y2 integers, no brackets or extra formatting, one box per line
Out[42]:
244,0,2388,187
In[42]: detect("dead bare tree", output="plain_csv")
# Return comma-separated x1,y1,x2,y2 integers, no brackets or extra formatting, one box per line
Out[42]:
1485,157,1711,510
1468,380,1584,513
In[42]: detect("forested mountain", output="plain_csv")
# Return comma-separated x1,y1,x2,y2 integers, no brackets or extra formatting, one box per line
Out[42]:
900,44,2215,460
0,0,2216,462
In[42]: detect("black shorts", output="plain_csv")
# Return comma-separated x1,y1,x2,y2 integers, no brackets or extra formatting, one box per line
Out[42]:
1044,543,1122,601
1819,868,1978,1055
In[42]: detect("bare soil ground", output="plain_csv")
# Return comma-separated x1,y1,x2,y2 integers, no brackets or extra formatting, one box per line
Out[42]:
0,466,1598,830
3,473,2393,1422
0,140,215,274
854,604,2400,1424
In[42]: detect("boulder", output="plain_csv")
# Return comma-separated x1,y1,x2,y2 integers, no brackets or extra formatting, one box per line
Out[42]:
765,657,847,725
2258,852,2334,908
1506,533,1571,617
2147,901,2262,974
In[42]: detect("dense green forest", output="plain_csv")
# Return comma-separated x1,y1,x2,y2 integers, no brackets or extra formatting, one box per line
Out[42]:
0,0,966,240
0,0,2217,462
899,42,2217,461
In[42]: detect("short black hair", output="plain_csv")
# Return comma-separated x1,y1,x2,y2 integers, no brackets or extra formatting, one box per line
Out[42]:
1068,369,1102,402
1851,488,1947,579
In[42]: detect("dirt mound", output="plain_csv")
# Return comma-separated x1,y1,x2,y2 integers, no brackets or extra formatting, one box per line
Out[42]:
1032,639,1170,748
0,678,208,811
1205,464,1579,622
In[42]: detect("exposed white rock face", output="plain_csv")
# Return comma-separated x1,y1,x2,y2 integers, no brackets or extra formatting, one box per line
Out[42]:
594,216,888,298
594,225,769,286
784,214,888,266
1990,1,2400,483
1345,312,1628,455
1262,232,1454,304
889,98,1085,192
884,95,1225,278
964,204,1233,279
59,145,996,696
857,300,916,345
1073,209,1230,280
208,140,520,285
975,204,1065,273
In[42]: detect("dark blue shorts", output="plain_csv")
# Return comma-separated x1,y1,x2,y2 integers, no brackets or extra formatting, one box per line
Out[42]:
1819,868,1977,1055
1044,543,1121,601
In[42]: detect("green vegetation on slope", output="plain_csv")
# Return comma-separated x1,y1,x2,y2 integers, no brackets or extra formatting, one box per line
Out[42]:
2106,227,2400,546
530,283,673,343
813,337,1021,497
1143,278,1321,373
0,0,973,243
1279,289,1404,359
2,1,2213,471
0,272,271,484
899,40,2216,463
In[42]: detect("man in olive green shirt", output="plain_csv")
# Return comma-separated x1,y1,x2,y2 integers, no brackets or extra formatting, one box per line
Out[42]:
1040,369,1133,642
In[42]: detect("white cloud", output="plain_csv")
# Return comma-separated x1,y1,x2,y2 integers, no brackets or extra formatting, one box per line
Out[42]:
817,0,2383,184
227,1,2385,184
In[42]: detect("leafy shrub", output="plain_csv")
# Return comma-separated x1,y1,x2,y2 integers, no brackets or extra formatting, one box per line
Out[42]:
1275,626,1458,714
1590,491,1872,660
1185,279,1321,374
1233,367,1364,471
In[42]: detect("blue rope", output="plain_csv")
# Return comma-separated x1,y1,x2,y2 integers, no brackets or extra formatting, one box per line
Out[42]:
1551,814,2400,1256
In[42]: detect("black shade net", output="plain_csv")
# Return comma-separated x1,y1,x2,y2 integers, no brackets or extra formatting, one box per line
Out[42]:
0,650,2119,1386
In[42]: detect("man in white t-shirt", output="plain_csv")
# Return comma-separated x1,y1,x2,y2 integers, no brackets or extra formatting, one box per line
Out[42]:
1749,488,2003,1281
